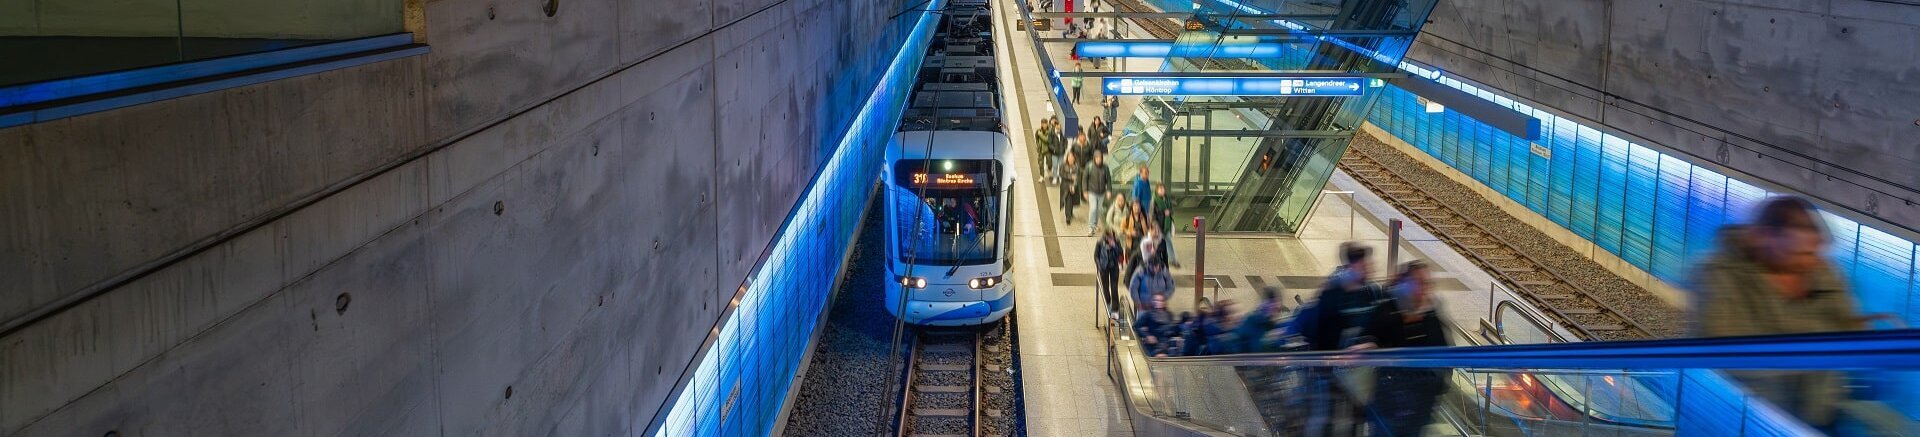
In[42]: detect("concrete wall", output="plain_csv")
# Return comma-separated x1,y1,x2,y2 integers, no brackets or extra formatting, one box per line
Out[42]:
0,0,401,39
1409,0,1920,237
0,0,910,434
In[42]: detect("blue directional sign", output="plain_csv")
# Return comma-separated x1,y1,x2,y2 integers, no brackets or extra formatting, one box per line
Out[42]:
1101,77,1366,96
1074,42,1287,58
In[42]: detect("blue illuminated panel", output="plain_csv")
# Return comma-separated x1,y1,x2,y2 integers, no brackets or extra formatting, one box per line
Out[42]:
651,3,942,434
1101,77,1365,96
1369,63,1920,331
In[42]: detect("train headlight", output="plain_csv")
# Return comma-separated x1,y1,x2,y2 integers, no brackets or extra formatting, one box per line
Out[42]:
897,276,928,289
968,276,1003,289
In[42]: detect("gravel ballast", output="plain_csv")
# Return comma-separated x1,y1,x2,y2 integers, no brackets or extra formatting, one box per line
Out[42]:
1348,132,1684,339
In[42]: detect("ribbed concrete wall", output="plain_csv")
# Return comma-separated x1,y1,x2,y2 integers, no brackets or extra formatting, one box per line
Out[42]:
1409,0,1920,237
0,0,912,434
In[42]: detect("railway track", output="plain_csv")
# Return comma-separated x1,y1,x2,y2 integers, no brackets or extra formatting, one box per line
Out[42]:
895,329,988,436
1337,147,1656,341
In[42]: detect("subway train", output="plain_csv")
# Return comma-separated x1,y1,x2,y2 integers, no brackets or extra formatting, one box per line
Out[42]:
883,0,1016,326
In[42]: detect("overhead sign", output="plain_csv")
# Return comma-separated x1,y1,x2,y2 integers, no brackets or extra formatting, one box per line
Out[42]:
1073,42,1287,58
1101,77,1365,96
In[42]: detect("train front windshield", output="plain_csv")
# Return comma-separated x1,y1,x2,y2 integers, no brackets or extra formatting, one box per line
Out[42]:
892,159,1002,266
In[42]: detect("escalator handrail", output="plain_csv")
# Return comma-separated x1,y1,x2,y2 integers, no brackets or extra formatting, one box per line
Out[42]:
1146,329,1920,370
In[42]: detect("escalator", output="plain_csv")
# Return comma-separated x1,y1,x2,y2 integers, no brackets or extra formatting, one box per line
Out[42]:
1102,290,1920,436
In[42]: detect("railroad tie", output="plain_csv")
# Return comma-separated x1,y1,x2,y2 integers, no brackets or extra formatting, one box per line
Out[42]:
913,408,970,417
923,344,970,353
918,385,968,393
1517,280,1556,287
1462,244,1499,250
1495,267,1535,273
1534,293,1574,300
1582,324,1628,331
921,364,969,371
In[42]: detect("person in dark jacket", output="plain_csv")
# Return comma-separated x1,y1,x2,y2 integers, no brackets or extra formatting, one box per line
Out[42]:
1135,294,1175,357
1232,287,1286,353
1169,311,1194,357
1095,230,1124,316
1374,261,1451,436
1300,243,1395,352
1083,150,1113,236
1059,153,1080,224
1298,243,1395,437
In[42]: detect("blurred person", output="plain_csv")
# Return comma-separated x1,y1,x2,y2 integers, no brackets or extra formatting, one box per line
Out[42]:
1136,294,1175,357
1084,149,1113,236
1296,243,1395,437
1691,195,1873,430
1298,242,1394,352
1232,287,1286,353
1184,303,1229,356
1168,311,1193,357
1375,261,1451,436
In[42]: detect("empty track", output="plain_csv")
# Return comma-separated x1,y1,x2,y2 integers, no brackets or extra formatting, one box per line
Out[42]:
1339,147,1657,341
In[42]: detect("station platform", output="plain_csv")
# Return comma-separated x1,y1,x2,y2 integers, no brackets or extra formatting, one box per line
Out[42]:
984,1,1578,434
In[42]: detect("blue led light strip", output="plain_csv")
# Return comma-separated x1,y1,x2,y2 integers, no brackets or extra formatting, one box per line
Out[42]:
648,1,945,434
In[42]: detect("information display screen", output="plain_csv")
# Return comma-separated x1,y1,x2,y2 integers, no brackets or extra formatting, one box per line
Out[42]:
1100,77,1366,96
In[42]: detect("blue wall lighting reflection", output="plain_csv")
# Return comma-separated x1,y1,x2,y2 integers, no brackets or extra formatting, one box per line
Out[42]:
1102,76,1364,96
1074,41,1286,58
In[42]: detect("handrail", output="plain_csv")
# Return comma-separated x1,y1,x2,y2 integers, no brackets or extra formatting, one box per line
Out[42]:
1147,329,1920,370
1493,299,1568,344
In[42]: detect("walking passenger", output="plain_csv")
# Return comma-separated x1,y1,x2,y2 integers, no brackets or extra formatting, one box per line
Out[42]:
1691,195,1878,431
1096,230,1124,316
1098,115,1113,155
1084,150,1113,236
1375,261,1450,437
1154,183,1179,268
1131,165,1154,214
1070,65,1085,103
1299,243,1394,352
1104,95,1120,130
1059,153,1081,224
1036,118,1056,184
